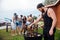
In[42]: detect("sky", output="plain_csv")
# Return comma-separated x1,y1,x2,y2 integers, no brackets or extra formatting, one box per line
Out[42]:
0,0,44,19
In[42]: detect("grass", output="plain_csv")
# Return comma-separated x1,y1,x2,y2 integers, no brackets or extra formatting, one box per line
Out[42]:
0,29,24,40
0,28,60,40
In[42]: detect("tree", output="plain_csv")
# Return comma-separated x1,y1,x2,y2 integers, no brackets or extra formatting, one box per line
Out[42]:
44,0,57,5
33,16,37,20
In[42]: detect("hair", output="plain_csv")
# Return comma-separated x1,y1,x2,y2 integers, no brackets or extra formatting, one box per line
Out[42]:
23,16,27,20
23,16,27,24
15,15,18,20
37,3,44,8
14,13,17,16
20,15,23,17
30,14,32,17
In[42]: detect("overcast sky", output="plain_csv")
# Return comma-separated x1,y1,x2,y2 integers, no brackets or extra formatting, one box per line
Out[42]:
0,0,44,19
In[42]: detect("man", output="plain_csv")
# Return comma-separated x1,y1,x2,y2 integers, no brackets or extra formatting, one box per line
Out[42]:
28,3,57,40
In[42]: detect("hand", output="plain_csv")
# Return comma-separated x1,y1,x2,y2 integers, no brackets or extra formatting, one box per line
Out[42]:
49,29,53,36
28,24,32,28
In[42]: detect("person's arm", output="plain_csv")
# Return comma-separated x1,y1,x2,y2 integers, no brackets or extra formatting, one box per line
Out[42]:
13,17,15,23
49,8,57,30
28,15,42,28
48,8,57,35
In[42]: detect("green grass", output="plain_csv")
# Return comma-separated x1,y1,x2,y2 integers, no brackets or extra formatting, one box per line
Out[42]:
0,28,60,40
0,29,24,40
38,28,60,40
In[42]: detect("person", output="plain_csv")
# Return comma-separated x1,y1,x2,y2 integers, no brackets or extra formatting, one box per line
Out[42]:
19,15,23,34
21,16,27,34
11,20,16,36
28,3,57,40
13,13,21,35
26,15,31,26
11,13,17,36
19,15,23,28
27,15,38,36
26,14,34,27
27,14,33,23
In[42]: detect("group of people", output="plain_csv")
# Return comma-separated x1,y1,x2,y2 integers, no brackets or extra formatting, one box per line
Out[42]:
11,13,34,36
10,3,57,40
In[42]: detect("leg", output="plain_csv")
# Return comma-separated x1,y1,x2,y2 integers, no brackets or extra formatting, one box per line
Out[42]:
47,28,56,40
43,31,48,40
47,32,55,40
17,26,21,35
21,24,25,34
11,25,17,36
43,29,55,40
11,30,17,36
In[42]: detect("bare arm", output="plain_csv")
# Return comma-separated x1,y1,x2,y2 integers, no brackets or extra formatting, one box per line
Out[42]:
48,8,57,30
29,15,42,27
13,17,15,23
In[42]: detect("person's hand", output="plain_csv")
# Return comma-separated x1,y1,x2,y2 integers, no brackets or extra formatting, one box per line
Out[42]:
28,24,32,28
49,28,53,36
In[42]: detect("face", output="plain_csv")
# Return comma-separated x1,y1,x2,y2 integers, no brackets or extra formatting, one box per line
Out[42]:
38,8,45,13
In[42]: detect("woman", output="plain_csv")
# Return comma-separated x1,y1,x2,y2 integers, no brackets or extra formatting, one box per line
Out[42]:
21,16,27,34
11,20,16,36
13,13,21,35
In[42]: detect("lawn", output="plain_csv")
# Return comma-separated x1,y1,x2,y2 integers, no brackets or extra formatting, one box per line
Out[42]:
0,28,60,40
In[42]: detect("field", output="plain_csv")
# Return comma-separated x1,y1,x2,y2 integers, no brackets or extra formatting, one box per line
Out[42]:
0,28,60,40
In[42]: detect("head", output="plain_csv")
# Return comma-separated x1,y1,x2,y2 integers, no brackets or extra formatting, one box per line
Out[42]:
23,16,27,20
30,14,32,17
14,13,17,16
20,15,23,18
15,15,18,20
37,3,45,13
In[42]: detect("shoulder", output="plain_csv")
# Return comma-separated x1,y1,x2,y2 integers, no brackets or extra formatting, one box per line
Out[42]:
48,8,54,12
48,8,54,14
12,16,14,19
